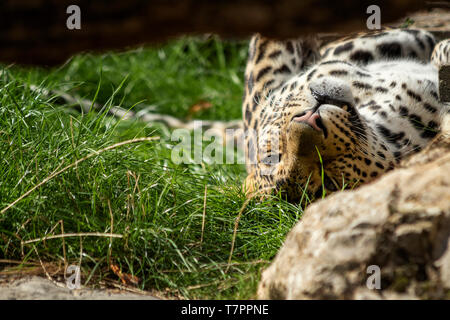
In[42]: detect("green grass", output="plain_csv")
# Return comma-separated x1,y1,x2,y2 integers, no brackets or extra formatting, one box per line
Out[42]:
0,36,305,299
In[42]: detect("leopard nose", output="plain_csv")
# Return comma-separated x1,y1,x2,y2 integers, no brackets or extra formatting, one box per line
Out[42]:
292,110,322,132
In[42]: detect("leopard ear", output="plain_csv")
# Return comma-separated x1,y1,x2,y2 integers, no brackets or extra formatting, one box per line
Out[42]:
299,36,321,68
244,34,320,109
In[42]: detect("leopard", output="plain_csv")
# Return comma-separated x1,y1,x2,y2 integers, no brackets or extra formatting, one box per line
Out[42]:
241,28,450,203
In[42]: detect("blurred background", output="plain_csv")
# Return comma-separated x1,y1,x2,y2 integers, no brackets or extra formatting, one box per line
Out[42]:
1,0,448,66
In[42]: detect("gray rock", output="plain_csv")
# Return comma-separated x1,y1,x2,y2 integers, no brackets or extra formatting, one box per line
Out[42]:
0,276,158,300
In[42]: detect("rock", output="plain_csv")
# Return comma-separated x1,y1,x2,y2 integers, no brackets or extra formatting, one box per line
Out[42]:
257,115,450,300
0,276,158,300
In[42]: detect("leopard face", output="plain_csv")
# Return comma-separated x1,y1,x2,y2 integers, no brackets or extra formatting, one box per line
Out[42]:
249,75,374,201
243,29,450,202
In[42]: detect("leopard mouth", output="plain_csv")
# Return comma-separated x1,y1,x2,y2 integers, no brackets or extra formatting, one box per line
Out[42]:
339,103,359,122
315,116,326,134
318,101,360,134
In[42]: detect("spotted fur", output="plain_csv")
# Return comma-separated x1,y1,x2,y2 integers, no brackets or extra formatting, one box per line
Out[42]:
242,29,450,202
